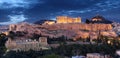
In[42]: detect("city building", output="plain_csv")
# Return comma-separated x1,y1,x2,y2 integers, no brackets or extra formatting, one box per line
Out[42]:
72,55,86,58
56,16,81,23
5,37,50,51
116,50,120,56
87,53,110,58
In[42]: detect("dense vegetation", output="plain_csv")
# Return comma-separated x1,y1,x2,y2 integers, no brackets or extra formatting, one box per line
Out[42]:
0,33,7,57
1,33,120,58
1,43,120,58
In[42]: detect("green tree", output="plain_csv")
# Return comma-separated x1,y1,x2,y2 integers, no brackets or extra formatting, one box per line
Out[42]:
0,33,7,57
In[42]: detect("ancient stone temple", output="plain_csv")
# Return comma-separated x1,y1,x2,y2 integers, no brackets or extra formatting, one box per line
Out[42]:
5,37,50,51
56,16,81,23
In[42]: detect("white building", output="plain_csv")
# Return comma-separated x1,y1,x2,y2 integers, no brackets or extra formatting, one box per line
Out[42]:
87,53,110,58
72,55,86,58
116,50,120,56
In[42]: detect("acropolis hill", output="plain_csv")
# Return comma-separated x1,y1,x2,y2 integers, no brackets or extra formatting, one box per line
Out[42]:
8,16,116,40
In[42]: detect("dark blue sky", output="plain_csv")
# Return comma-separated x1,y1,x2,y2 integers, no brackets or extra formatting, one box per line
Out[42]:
0,0,120,25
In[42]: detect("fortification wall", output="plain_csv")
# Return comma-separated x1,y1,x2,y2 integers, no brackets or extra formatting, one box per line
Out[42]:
42,23,112,31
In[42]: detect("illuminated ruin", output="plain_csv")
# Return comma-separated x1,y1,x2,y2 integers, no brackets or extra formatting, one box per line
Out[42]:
56,16,81,23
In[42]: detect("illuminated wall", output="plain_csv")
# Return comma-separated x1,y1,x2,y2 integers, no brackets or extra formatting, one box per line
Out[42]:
42,23,113,31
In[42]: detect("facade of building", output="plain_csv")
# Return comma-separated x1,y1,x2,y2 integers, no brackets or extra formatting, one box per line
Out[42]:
116,50,120,56
56,16,81,23
5,37,50,51
72,55,86,58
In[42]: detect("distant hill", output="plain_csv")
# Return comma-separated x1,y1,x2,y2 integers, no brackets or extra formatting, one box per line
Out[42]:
86,15,113,24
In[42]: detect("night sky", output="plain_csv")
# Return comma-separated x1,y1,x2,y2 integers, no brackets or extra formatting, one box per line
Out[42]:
0,0,120,25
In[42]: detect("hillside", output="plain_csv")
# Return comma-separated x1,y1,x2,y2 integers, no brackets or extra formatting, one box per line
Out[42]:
8,22,117,40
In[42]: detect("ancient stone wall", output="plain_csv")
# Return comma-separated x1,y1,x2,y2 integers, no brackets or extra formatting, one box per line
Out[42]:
5,37,49,51
42,23,112,31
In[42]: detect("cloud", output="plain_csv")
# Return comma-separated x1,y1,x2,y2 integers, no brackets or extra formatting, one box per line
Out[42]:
0,14,27,25
0,0,43,24
0,0,42,9
52,0,120,16
0,0,120,24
